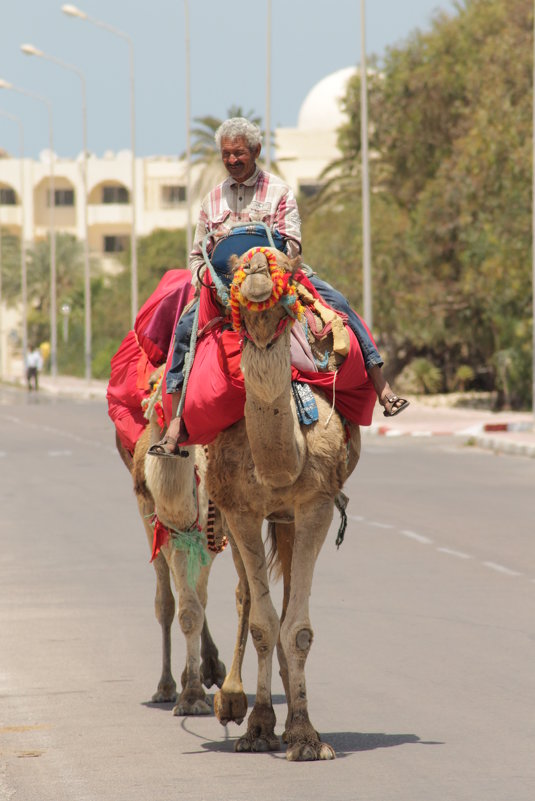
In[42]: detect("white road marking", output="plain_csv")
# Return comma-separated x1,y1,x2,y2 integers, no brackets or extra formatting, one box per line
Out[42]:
346,518,529,584
368,521,395,529
400,529,433,544
483,561,522,577
437,547,472,560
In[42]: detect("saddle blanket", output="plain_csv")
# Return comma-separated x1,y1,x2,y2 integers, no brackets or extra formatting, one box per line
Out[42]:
161,272,377,445
107,270,194,453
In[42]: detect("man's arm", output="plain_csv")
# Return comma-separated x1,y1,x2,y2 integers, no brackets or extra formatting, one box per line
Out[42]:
274,186,302,257
189,207,210,289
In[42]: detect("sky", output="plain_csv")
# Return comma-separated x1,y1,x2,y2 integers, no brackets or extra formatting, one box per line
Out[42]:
0,0,455,161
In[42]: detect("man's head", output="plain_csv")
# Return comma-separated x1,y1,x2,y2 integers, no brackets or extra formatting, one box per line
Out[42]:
215,117,262,184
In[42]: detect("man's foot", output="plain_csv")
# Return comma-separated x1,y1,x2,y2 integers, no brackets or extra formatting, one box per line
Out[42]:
147,434,181,457
147,416,188,458
381,394,409,417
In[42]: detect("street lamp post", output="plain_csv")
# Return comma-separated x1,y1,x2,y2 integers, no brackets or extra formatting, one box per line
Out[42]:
21,43,92,382
360,0,372,328
0,109,28,374
62,3,138,324
532,0,535,426
0,79,57,378
184,0,192,257
265,0,272,172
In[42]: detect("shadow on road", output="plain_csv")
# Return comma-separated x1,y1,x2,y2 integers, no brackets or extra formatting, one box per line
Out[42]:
183,728,441,757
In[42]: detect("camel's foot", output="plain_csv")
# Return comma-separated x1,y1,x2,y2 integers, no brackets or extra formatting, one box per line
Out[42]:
214,689,248,726
150,673,177,703
201,656,227,690
172,686,212,716
151,684,177,704
285,718,335,762
234,703,280,753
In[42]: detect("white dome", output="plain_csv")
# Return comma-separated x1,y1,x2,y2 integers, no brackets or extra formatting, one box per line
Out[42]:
297,67,357,131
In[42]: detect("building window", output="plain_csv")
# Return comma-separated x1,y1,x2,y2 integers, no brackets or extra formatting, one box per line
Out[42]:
0,188,16,205
47,189,75,207
161,185,186,207
103,235,129,253
102,185,129,204
298,183,322,198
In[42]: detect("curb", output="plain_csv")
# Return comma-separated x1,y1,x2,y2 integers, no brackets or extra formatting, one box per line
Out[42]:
364,421,535,459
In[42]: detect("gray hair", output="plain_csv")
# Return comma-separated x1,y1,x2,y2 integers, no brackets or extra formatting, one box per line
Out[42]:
215,117,262,151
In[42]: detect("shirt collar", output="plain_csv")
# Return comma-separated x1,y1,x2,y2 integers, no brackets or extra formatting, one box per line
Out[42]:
228,166,261,189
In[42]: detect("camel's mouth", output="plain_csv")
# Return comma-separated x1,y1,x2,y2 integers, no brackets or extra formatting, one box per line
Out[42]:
229,247,303,345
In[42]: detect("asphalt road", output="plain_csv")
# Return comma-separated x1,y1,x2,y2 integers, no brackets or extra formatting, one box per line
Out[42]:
0,387,533,801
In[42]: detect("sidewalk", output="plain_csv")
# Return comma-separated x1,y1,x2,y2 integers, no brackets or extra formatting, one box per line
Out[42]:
27,375,535,460
367,394,535,459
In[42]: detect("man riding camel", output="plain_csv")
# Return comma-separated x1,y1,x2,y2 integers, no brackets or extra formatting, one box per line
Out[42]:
148,117,408,457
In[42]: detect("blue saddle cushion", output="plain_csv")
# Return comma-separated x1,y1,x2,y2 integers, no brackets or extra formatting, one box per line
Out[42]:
210,226,286,287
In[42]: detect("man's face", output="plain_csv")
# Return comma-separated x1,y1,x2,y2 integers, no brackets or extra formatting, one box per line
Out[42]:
220,136,261,183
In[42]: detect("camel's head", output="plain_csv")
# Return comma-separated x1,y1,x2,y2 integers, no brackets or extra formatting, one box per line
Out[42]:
229,247,303,349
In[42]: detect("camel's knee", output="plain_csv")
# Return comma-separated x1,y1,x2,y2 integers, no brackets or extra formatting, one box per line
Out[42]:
281,624,314,660
155,593,175,628
250,619,279,656
178,599,204,636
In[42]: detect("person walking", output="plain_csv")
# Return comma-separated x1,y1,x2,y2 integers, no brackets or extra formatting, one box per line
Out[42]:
26,346,44,391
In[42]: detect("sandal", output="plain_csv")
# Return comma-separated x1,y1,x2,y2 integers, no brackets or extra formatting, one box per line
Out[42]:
382,395,409,417
147,434,181,458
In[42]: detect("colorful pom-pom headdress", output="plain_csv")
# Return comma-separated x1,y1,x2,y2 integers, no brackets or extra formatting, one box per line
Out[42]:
229,247,303,332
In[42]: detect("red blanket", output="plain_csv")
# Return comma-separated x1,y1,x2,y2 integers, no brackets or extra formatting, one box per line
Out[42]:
107,270,194,453
162,273,377,445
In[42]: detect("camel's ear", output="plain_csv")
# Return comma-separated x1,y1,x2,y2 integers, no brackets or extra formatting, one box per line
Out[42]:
228,254,241,272
289,255,303,275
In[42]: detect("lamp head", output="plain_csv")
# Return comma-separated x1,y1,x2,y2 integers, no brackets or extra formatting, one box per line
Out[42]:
21,44,43,57
61,4,87,18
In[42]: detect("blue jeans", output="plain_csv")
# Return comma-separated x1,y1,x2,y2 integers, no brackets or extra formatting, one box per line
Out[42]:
166,301,198,394
166,276,383,395
308,275,383,370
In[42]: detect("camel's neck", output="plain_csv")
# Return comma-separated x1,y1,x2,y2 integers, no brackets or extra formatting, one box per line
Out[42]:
240,329,305,487
145,420,198,526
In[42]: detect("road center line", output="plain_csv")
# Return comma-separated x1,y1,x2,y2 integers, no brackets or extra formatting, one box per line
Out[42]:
437,547,472,559
368,521,395,529
400,529,433,544
482,561,522,577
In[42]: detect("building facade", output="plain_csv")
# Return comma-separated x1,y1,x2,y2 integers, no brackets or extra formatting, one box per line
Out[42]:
0,67,356,376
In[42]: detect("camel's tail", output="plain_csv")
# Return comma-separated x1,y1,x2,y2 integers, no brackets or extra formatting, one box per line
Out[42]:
266,520,294,582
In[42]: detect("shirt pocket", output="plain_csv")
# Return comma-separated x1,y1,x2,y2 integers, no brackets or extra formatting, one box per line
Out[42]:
248,201,272,222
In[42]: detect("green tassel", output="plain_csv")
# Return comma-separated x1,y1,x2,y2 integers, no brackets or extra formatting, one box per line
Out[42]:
171,527,210,588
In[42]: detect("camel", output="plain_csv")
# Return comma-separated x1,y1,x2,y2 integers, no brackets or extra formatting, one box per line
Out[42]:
205,247,364,761
116,373,227,715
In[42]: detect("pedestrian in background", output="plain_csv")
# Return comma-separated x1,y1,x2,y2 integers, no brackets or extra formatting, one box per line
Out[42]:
26,345,43,391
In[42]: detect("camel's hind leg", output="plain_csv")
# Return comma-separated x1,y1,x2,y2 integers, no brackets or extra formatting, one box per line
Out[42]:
137,496,178,703
214,532,250,727
269,522,294,735
280,500,336,762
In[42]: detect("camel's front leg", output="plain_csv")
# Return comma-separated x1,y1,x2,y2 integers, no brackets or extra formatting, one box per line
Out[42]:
166,548,211,716
214,533,250,726
280,500,336,761
224,512,280,753
186,555,226,690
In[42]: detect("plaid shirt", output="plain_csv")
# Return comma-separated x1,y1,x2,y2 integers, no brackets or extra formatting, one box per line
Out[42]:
189,167,302,286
